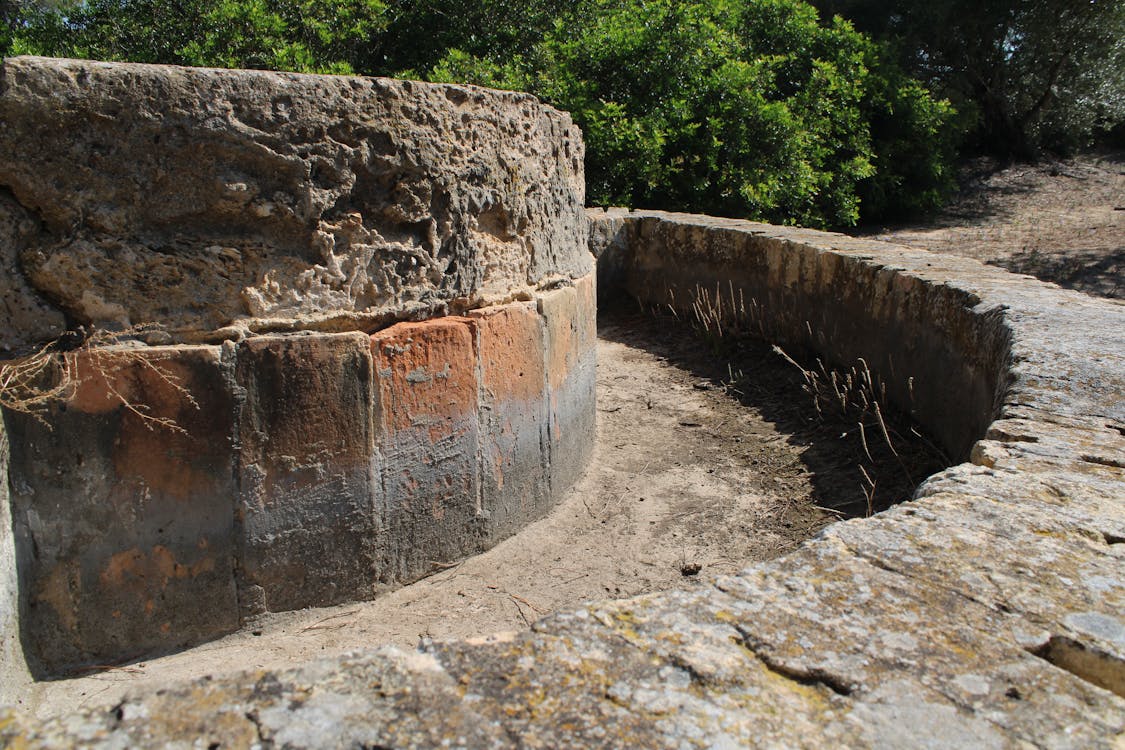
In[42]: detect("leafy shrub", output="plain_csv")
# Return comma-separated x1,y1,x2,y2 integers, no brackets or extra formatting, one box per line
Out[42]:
430,0,956,226
7,0,959,226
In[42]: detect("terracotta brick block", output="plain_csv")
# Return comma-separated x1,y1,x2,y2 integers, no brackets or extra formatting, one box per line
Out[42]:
235,333,377,614
371,319,482,584
574,271,598,357
3,346,238,673
468,302,550,540
541,285,578,394
538,275,597,497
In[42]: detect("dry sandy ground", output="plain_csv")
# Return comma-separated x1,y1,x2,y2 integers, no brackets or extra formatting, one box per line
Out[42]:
865,151,1124,299
28,308,935,720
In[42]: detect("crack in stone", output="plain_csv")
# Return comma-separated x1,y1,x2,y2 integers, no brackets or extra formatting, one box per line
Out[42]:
244,708,268,747
724,622,854,697
1027,634,1125,699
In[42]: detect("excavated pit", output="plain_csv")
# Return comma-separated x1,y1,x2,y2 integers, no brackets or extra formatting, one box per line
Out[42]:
3,58,1123,746
21,305,949,720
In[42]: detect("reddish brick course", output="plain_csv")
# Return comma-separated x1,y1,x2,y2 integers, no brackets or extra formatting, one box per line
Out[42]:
5,347,238,673
371,319,483,584
538,278,598,495
540,286,579,394
2,275,598,674
470,303,546,405
469,302,550,539
574,272,597,357
235,333,377,614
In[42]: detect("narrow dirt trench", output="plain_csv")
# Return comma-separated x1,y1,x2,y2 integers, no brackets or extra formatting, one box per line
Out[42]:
26,308,905,720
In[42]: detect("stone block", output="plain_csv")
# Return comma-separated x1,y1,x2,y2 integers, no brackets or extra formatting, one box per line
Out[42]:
3,346,238,673
468,302,549,541
235,333,378,615
0,191,65,356
539,274,597,497
371,319,482,585
0,56,588,349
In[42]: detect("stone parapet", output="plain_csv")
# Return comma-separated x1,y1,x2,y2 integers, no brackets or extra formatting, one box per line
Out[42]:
5,209,1120,747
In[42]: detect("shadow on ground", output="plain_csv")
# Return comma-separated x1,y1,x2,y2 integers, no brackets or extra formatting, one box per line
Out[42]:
597,299,949,519
990,247,1124,299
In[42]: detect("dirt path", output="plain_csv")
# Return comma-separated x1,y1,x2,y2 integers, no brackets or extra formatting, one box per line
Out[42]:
865,151,1124,299
27,310,869,720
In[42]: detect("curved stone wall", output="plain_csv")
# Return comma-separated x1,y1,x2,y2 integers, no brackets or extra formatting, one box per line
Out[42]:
0,57,596,691
590,210,1013,460
6,209,1122,747
0,56,589,351
1,281,594,678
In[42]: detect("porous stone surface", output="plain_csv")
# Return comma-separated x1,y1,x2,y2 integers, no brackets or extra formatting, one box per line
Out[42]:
0,280,596,675
0,191,66,353
0,56,588,350
5,210,1121,747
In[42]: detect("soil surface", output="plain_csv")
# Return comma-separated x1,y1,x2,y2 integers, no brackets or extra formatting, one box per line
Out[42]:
863,151,1124,299
27,307,940,720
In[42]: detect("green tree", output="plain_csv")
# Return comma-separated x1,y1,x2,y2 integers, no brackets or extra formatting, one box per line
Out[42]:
376,0,564,75
430,0,954,226
7,0,959,225
7,0,388,72
814,0,1125,156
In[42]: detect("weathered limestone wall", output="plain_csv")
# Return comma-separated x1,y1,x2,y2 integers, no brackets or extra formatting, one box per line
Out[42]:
590,209,1011,460
0,57,597,676
6,210,1121,748
1,288,596,675
0,56,589,351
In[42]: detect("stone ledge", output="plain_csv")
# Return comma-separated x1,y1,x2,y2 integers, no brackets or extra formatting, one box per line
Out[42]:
3,211,1123,746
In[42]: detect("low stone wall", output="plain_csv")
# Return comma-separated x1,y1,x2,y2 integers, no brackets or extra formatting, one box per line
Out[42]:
0,57,597,683
6,209,1121,747
1,278,595,676
590,209,1012,460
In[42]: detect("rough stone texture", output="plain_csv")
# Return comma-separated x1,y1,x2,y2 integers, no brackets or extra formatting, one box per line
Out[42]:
235,333,378,615
468,302,550,542
0,56,598,677
371,318,484,585
2,346,240,675
0,190,66,354
0,56,588,350
5,211,1121,747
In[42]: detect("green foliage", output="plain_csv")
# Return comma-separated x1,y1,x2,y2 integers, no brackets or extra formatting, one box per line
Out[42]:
429,0,954,226
5,0,959,226
7,0,388,72
856,48,958,220
813,0,1125,157
377,0,565,74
